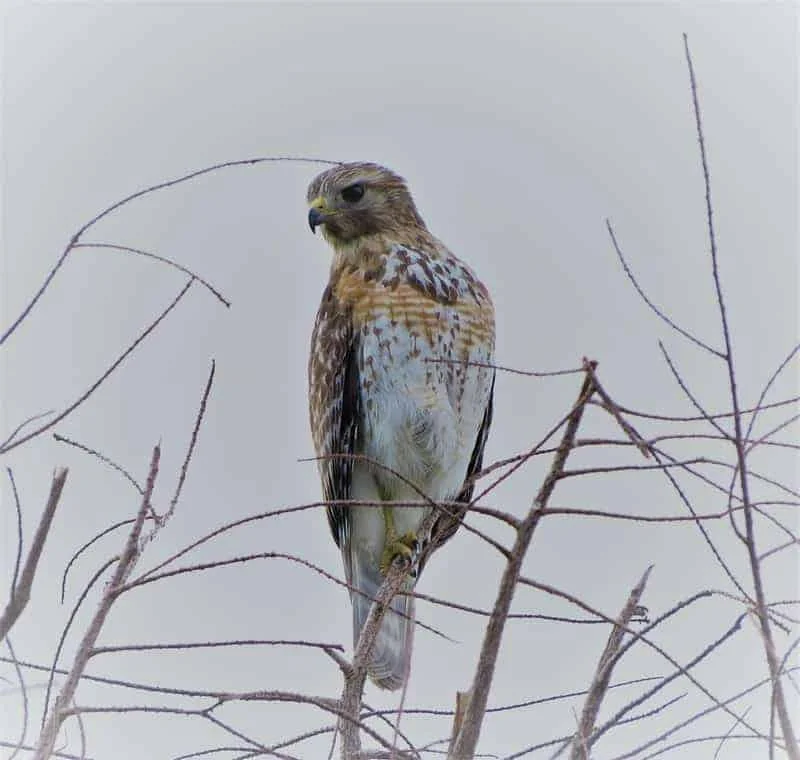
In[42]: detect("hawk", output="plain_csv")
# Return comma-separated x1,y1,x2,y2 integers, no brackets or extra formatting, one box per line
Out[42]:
306,162,495,690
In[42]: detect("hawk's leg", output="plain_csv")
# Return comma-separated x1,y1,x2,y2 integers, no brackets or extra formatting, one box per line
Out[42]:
380,506,418,575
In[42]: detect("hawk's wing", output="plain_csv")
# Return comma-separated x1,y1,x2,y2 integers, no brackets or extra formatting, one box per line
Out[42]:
308,284,361,549
427,372,495,557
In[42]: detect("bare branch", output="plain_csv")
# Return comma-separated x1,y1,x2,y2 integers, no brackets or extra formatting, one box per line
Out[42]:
90,639,344,657
559,458,707,479
53,434,143,494
714,707,753,760
450,365,595,758
606,669,798,760
1,280,194,455
591,614,749,755
606,219,725,358
171,360,215,513
0,740,96,760
0,156,338,347
447,692,472,757
0,468,68,641
42,556,119,730
60,520,138,604
0,411,56,451
74,242,231,307
5,637,29,760
6,469,24,595
684,32,798,758
648,444,750,601
519,579,759,737
34,446,160,759
568,567,652,759
606,394,799,423
542,504,744,524
659,341,730,440
638,734,776,760
145,360,216,534
426,357,584,378
744,342,800,447
582,363,651,457
471,373,595,504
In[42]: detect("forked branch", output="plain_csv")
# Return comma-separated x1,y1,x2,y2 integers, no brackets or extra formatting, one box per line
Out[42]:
568,567,652,759
33,447,159,760
449,362,596,758
683,33,798,759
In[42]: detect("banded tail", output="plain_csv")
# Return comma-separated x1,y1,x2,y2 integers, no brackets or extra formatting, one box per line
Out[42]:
349,548,415,690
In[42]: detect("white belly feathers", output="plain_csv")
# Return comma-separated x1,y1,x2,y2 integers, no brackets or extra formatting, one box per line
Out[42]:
356,308,492,504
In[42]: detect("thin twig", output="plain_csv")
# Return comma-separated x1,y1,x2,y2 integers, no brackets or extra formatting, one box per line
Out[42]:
684,32,798,758
124,550,450,642
659,341,730,440
60,520,138,603
583,357,651,458
649,444,750,600
170,361,215,518
0,411,56,452
590,614,749,753
639,734,777,760
426,357,583,378
0,741,96,760
90,639,344,656
6,469,24,595
744,342,800,449
5,637,29,760
606,219,725,357
53,434,143,494
74,242,230,306
714,707,753,760
605,668,798,760
0,156,338,347
518,580,758,737
145,360,216,535
471,378,594,505
1,280,195,455
607,395,799,423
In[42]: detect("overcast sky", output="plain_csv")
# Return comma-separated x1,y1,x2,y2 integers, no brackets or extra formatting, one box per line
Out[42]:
1,3,797,759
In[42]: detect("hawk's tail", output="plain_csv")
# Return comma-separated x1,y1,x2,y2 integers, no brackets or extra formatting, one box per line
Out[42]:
350,550,415,691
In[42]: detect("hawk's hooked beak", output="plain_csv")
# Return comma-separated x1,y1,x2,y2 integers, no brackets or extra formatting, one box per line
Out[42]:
308,208,324,233
308,197,328,234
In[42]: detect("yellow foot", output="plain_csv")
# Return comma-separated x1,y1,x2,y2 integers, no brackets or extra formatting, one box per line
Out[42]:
380,532,418,574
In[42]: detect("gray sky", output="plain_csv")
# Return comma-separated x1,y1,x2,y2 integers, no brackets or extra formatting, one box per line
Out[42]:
1,3,797,759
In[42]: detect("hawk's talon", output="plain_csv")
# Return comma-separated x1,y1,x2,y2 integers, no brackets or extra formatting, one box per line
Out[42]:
380,531,419,575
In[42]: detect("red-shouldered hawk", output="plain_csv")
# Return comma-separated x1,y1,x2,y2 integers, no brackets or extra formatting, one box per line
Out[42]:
307,162,495,690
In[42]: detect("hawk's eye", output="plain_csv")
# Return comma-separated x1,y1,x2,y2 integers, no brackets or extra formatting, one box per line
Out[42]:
341,183,365,203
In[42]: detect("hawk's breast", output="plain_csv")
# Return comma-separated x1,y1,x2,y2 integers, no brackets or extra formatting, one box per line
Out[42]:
333,244,494,501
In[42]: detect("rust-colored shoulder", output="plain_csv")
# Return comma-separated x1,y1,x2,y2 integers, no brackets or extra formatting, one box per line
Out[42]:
382,243,491,308
329,241,491,309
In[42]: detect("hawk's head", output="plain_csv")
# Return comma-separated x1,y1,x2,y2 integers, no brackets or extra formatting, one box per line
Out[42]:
306,162,428,246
